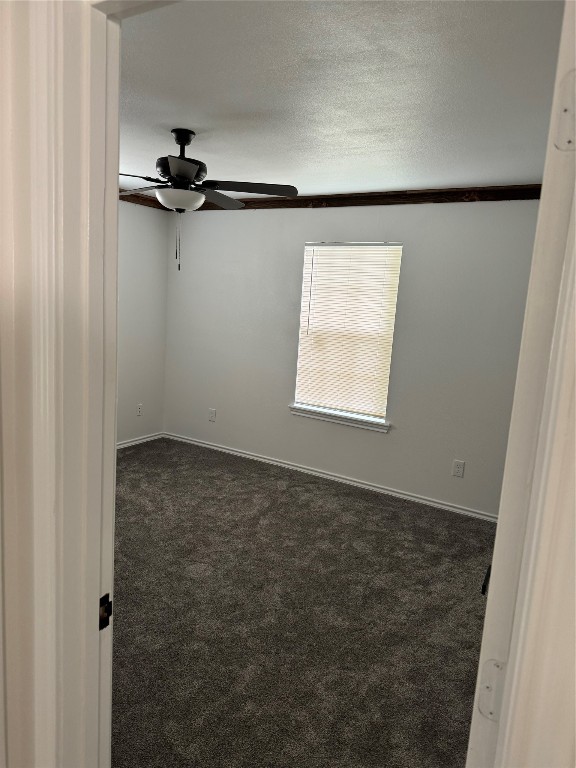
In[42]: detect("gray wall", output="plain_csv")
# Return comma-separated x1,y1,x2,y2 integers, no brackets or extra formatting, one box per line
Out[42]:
162,202,537,517
117,202,170,443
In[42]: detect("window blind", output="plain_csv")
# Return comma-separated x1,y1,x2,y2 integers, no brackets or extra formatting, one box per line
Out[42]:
294,243,403,420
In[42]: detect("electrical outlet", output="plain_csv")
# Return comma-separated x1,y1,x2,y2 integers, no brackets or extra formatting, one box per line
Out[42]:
137,403,143,417
452,460,465,478
208,408,216,422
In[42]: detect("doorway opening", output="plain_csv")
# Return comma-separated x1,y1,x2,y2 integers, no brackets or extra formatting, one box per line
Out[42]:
111,2,564,766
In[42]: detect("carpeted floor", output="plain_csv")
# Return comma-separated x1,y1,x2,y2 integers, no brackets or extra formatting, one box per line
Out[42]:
112,438,494,768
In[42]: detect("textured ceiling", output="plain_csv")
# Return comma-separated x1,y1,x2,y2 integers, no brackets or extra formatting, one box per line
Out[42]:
120,1,563,196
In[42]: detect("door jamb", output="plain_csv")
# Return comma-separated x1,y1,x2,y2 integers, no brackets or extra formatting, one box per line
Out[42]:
466,2,575,764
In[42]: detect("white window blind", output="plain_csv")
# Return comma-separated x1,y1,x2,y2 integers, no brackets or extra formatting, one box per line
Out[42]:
293,242,403,423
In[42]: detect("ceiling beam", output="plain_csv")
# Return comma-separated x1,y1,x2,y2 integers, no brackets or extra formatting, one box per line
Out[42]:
120,184,541,213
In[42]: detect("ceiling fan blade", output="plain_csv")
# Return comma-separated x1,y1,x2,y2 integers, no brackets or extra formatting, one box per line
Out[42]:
204,180,298,197
119,185,167,196
167,155,200,182
120,173,164,184
200,188,245,210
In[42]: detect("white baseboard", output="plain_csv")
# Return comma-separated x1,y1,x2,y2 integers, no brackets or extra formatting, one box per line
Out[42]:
159,432,498,524
116,432,165,449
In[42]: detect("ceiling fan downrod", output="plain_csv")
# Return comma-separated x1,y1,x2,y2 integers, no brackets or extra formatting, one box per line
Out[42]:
171,128,195,159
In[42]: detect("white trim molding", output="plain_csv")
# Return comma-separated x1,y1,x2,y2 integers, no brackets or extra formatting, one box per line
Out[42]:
93,0,178,21
0,3,121,767
155,433,497,523
467,2,576,765
495,187,574,768
117,433,166,449
289,403,391,433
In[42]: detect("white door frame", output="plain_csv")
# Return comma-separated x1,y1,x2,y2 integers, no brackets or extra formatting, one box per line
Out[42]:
0,2,119,765
0,1,572,767
466,1,575,765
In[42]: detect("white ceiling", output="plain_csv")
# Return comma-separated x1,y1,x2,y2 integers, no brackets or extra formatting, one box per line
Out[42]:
120,1,563,196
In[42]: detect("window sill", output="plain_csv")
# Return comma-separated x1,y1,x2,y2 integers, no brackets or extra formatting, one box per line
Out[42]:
289,403,391,433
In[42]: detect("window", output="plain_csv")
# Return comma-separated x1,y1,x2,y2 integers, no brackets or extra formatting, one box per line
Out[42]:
291,242,403,432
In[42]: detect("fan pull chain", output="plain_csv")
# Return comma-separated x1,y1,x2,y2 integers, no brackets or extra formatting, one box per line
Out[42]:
175,212,182,271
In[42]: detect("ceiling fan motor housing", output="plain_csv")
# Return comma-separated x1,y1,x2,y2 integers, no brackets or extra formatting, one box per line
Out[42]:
156,156,207,184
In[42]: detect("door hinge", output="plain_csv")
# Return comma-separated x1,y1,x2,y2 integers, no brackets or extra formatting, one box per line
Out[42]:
554,69,575,151
99,593,113,630
478,659,506,722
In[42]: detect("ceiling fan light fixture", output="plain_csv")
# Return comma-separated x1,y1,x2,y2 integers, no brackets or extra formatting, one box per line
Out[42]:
156,188,205,211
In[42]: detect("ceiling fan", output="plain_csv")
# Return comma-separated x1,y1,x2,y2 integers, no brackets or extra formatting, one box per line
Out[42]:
120,128,298,212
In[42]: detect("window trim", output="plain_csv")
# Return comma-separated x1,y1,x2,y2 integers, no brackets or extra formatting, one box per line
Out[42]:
289,402,391,433
304,241,403,247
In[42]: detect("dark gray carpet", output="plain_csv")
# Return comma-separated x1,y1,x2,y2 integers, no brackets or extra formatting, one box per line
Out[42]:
112,438,494,768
